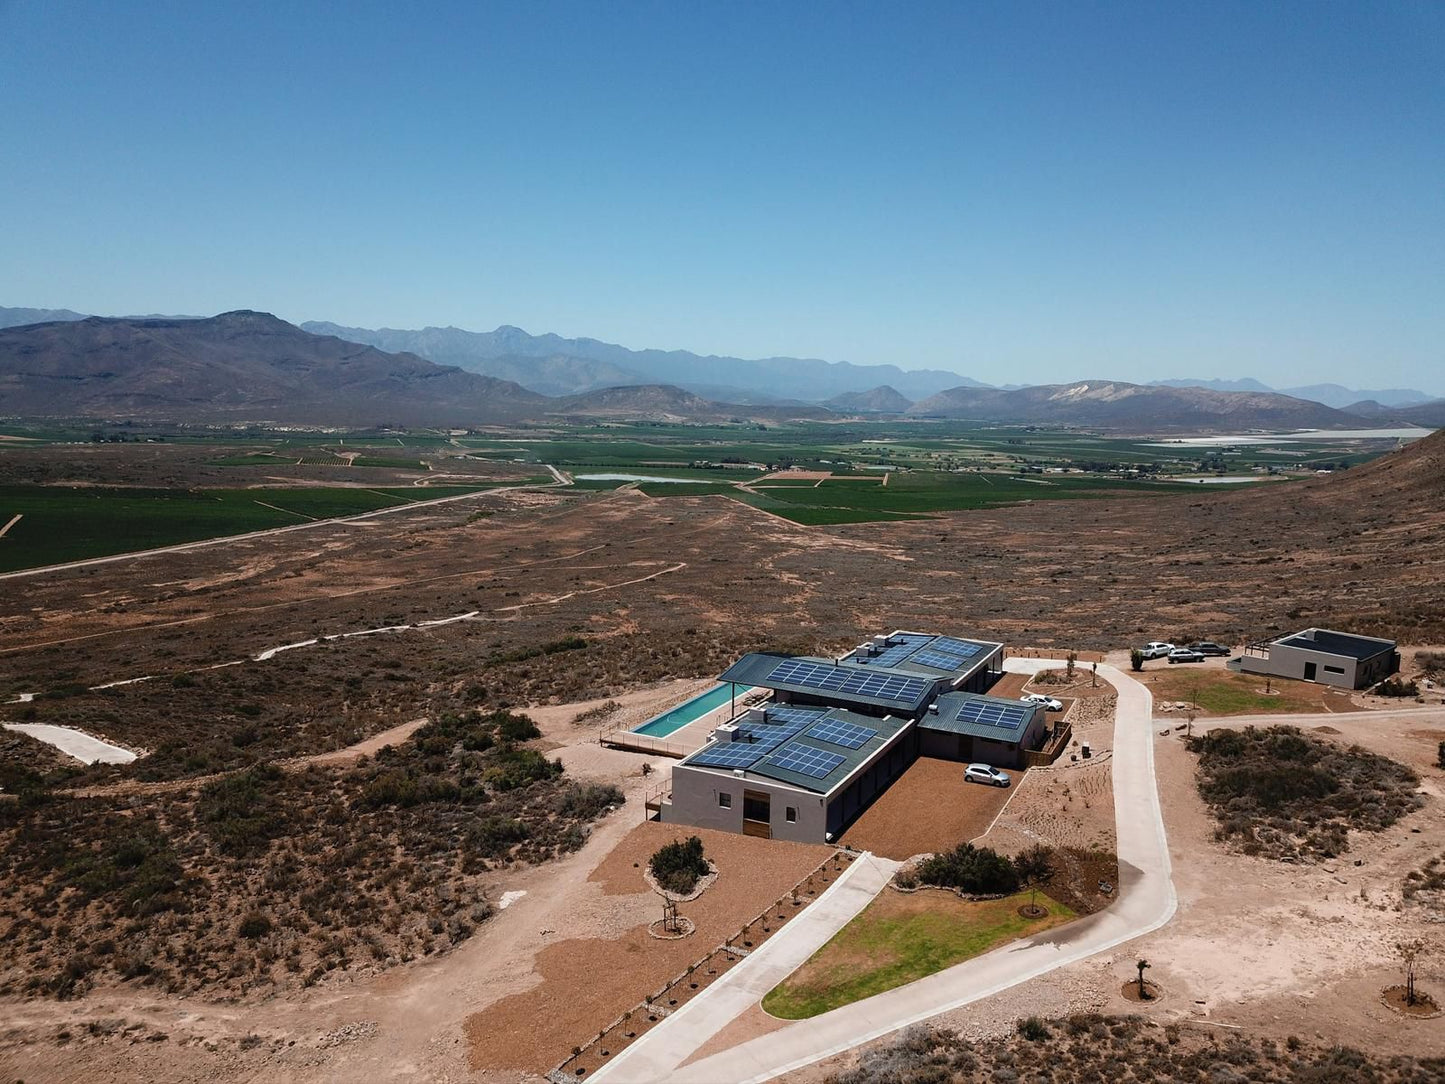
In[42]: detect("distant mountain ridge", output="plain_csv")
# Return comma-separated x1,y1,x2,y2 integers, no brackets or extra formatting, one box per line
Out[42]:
300,319,981,402
825,385,912,413
1152,376,1433,409
909,380,1371,431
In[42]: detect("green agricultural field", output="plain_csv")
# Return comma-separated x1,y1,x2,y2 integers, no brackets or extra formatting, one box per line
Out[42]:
0,484,497,573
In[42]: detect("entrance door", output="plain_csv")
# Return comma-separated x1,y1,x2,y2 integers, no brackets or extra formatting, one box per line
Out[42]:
1303,662,1317,681
742,790,771,839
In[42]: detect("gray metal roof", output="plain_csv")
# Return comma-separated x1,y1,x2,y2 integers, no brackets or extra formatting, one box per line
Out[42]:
1275,628,1396,661
919,691,1043,743
718,653,938,714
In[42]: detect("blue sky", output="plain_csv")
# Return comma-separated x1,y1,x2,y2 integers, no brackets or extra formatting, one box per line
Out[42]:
2,1,1441,391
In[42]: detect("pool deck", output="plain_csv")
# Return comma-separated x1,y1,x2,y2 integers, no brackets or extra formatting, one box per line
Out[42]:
602,688,771,758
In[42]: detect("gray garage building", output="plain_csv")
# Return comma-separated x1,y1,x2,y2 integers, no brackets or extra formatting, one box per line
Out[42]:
1236,627,1399,690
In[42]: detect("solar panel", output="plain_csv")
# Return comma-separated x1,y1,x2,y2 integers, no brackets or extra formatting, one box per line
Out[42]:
807,720,878,749
689,742,770,769
953,698,1031,731
760,705,831,726
862,633,931,668
931,637,984,660
767,742,846,779
767,658,930,705
912,647,973,671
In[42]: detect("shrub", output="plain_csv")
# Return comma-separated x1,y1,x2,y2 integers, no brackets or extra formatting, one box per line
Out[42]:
1375,678,1419,698
483,748,562,791
1186,725,1422,860
238,912,273,939
553,783,624,819
466,816,530,858
355,768,462,810
1130,648,1145,672
1438,741,1445,771
1017,1016,1050,1041
650,836,709,894
913,842,1019,895
197,763,287,857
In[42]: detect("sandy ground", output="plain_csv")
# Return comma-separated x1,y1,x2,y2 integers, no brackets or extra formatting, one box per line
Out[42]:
837,758,1018,861
462,822,832,1077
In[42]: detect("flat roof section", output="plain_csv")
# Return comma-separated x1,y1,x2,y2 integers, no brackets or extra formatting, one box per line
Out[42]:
921,691,1041,744
718,653,937,714
678,705,911,795
848,630,1003,680
1275,628,1396,661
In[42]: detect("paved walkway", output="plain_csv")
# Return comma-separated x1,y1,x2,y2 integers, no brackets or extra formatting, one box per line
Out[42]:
596,659,1175,1083
590,851,899,1083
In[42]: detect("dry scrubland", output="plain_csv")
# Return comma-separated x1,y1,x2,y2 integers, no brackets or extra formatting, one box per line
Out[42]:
0,432,1442,1079
827,1016,1445,1084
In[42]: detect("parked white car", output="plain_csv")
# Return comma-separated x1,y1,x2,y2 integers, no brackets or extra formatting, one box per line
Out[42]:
964,763,1010,787
1140,641,1175,659
1022,693,1064,712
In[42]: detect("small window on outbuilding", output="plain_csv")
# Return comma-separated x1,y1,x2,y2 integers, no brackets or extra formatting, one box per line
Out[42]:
718,792,732,809
1324,665,1345,675
785,806,797,823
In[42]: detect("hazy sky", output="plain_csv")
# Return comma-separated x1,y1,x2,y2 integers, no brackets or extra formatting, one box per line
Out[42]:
2,1,1442,391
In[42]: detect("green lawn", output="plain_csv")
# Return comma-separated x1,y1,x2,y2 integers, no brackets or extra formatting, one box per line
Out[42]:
0,484,496,572
762,889,1075,1019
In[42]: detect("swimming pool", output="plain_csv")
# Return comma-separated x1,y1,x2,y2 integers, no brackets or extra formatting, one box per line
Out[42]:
632,683,754,737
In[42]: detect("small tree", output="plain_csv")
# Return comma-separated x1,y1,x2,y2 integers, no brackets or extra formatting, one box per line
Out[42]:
1013,845,1055,917
1136,958,1151,999
1398,938,1429,1007
1066,651,1078,681
1130,648,1145,672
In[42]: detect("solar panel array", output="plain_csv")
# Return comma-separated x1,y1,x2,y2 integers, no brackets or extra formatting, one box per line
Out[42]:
953,698,1032,731
687,705,827,770
760,705,831,727
851,634,989,675
806,719,878,749
766,742,846,779
863,633,932,668
768,658,930,705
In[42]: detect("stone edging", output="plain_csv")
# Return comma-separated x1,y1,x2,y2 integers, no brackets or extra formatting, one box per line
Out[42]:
643,861,719,902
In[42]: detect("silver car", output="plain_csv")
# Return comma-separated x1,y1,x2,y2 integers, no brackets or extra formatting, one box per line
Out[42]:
1022,693,1064,712
964,763,1010,787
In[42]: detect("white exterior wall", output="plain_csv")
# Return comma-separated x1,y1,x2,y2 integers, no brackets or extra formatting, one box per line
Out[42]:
661,765,828,844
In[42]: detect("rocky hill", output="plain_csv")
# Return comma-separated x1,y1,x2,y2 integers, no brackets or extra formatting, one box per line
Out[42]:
0,311,546,426
825,385,912,413
907,379,1368,431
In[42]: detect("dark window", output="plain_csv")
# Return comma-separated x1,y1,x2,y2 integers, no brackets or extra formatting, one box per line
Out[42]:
1324,665,1345,675
785,806,797,823
718,792,732,809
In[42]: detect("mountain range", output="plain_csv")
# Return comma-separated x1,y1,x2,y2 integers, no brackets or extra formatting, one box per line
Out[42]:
1150,377,1433,410
0,307,1439,431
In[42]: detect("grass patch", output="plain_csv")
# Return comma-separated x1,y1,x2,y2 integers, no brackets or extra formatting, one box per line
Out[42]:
761,888,1074,1019
1187,725,1423,860
1143,670,1328,715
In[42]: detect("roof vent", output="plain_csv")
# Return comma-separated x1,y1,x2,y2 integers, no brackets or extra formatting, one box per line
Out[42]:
873,634,889,648
732,769,745,777
927,703,940,714
715,723,739,742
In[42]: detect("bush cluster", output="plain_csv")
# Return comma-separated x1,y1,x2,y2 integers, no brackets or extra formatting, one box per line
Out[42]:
1375,677,1420,698
904,842,1054,896
650,835,709,894
1186,725,1422,860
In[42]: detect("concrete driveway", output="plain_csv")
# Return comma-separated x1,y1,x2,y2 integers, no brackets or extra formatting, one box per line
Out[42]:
592,659,1175,1083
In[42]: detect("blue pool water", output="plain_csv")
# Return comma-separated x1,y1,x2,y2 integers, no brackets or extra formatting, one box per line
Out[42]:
632,684,753,737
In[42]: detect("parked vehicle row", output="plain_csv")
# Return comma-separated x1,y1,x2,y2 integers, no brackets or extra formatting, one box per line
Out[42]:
1138,640,1235,664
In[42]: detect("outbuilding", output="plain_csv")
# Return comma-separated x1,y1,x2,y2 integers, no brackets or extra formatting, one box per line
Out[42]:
1236,627,1398,690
